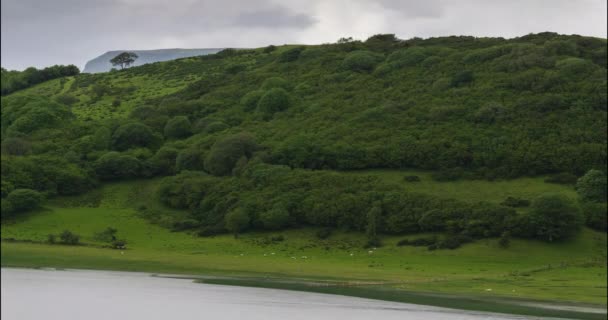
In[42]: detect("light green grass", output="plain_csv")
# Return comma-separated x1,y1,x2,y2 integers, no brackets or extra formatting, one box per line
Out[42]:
1,176,606,318
1,178,606,306
345,169,578,205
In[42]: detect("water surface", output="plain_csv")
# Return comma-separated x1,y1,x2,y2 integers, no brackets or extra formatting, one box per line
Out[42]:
1,268,540,320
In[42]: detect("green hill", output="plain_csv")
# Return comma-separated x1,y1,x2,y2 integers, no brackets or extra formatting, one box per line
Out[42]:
1,32,607,317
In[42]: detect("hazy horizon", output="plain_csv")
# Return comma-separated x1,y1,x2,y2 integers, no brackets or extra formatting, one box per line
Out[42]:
2,0,607,71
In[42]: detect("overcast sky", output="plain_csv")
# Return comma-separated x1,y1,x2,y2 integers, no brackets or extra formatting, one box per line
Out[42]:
2,0,607,70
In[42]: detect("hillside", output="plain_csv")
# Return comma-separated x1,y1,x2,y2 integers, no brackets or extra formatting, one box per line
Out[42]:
82,48,223,73
1,33,607,316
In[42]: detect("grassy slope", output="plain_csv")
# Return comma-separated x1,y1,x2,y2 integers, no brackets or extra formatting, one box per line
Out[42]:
2,176,606,309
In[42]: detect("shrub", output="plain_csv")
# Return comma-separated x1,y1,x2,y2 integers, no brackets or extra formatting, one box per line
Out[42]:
263,45,277,54
403,175,421,182
316,228,332,239
59,230,80,245
278,47,304,62
93,227,117,242
387,47,428,67
4,189,43,213
94,152,141,180
111,239,127,249
176,148,204,172
581,202,607,232
256,88,291,118
225,208,250,237
521,194,583,241
270,235,285,242
112,122,161,151
498,231,511,248
545,173,578,184
1,137,31,155
47,234,56,244
259,205,290,230
397,236,437,247
204,133,257,176
501,197,531,208
171,219,199,231
576,169,607,202
437,234,473,250
241,90,265,111
342,51,382,72
451,70,474,87
163,116,192,139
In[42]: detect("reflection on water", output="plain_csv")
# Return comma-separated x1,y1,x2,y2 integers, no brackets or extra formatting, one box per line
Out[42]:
2,268,534,320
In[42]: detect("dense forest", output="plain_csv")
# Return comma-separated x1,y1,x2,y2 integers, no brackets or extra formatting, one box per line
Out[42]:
1,32,606,246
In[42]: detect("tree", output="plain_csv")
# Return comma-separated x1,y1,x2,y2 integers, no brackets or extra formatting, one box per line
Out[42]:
342,51,382,72
94,152,141,180
59,230,80,245
256,88,290,118
110,52,138,69
3,189,43,216
225,208,250,237
576,169,607,202
204,133,257,176
112,122,161,151
163,116,192,139
365,203,382,247
523,194,583,241
260,204,290,230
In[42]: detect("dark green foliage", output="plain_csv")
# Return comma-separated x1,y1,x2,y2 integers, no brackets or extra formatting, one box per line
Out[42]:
112,122,161,151
316,228,332,239
580,202,607,232
501,197,531,208
1,137,31,155
263,45,277,54
204,133,257,176
93,227,117,242
256,88,291,118
176,148,204,172
59,230,80,245
111,239,127,249
397,236,437,247
342,51,383,72
544,173,578,184
241,90,265,111
520,194,583,241
278,47,305,62
499,231,511,248
2,189,43,217
259,204,290,230
94,152,141,180
163,116,192,139
451,70,474,87
47,234,56,244
403,175,420,182
225,208,250,236
576,169,607,202
436,234,473,250
148,146,179,175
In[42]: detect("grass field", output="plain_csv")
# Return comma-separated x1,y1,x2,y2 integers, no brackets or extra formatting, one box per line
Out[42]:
2,175,606,317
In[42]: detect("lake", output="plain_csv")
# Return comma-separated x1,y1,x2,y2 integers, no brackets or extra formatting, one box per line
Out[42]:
1,268,539,320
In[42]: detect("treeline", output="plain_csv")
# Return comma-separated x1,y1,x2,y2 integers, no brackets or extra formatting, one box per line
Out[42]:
1,65,80,95
155,160,605,243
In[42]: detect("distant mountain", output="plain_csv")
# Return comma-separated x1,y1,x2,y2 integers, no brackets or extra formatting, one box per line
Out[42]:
82,48,223,73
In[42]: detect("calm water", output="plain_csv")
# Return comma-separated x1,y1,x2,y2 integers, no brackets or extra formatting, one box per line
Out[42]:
1,268,538,320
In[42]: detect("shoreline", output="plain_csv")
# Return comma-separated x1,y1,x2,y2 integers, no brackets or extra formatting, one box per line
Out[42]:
2,266,606,320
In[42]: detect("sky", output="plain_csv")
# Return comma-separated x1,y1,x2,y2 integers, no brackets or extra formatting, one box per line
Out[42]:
1,0,607,70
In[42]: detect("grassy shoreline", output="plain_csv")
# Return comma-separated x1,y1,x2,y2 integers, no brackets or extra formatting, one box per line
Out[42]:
1,263,606,320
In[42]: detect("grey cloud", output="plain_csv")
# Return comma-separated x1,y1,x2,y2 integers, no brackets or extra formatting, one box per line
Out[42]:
1,0,606,70
234,6,316,28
